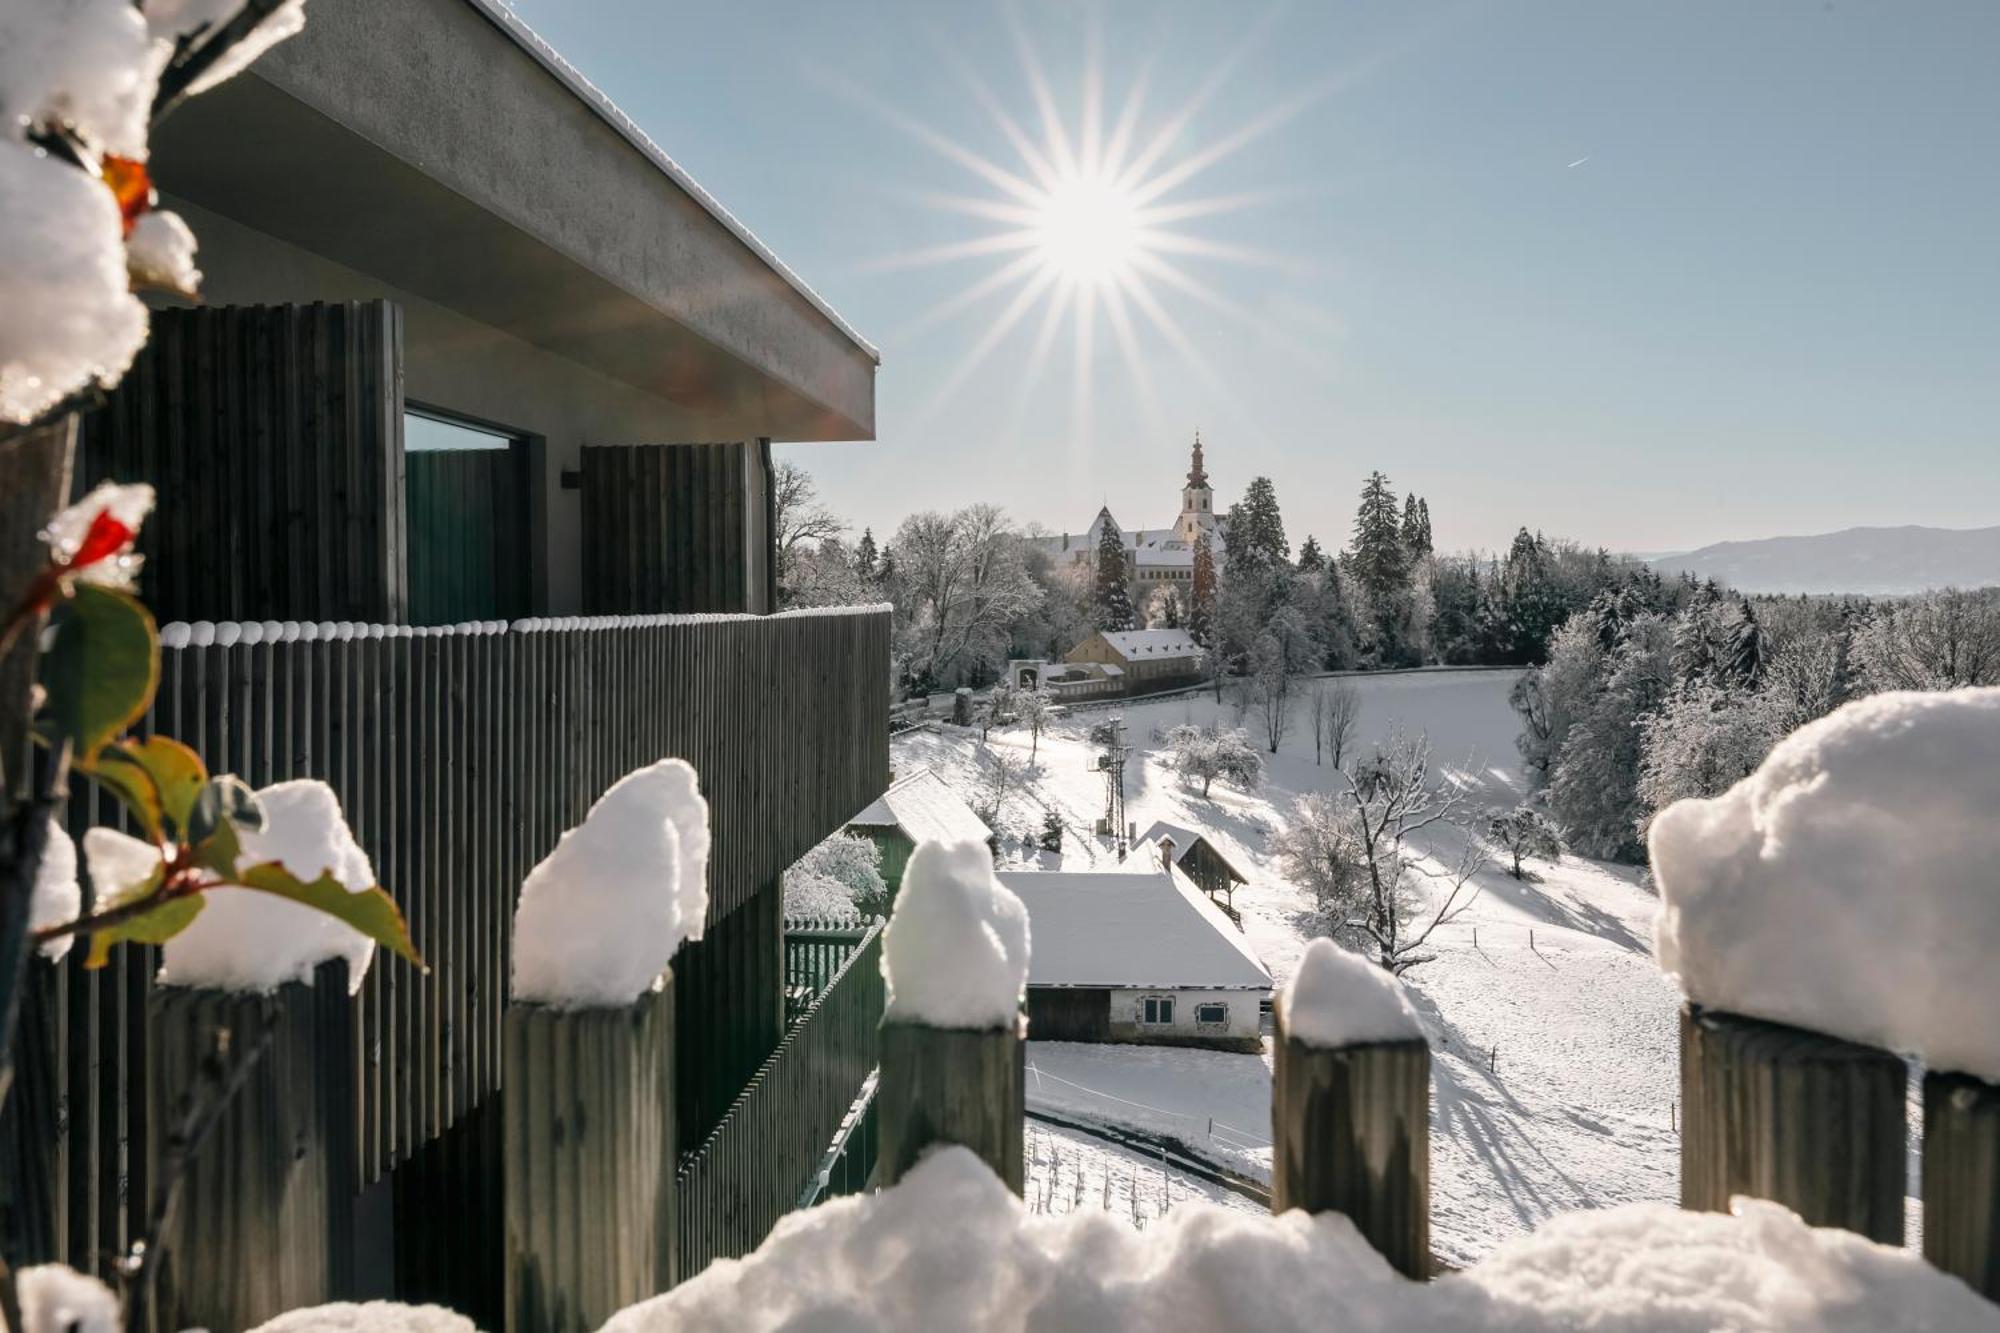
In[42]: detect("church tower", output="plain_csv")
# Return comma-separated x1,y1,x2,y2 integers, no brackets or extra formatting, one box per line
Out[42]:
1175,432,1216,545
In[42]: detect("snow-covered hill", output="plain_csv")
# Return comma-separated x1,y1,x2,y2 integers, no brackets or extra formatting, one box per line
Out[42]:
893,669,1692,1267
1650,524,2000,595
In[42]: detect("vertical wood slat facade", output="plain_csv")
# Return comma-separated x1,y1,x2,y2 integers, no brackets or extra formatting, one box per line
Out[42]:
405,445,533,626
75,302,406,624
1,608,891,1302
579,444,760,614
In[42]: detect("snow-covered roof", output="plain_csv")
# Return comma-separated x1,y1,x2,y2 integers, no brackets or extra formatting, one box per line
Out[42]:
1000,868,1271,991
1137,821,1249,884
849,770,993,847
1099,629,1203,661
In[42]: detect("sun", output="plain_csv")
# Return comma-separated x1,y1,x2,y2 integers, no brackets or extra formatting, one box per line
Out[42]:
1030,171,1145,287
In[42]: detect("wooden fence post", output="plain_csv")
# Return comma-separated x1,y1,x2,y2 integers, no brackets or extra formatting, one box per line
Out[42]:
504,978,676,1333
1923,1070,2000,1301
144,959,351,1333
877,1016,1024,1195
1271,1024,1430,1279
1679,1005,1905,1244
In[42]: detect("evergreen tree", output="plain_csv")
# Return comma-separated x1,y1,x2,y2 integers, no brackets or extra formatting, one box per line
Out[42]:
1500,528,1566,663
1401,495,1433,561
1189,532,1218,644
1347,472,1407,599
1094,518,1137,631
1223,476,1289,572
876,546,898,589
1296,534,1327,573
854,527,878,579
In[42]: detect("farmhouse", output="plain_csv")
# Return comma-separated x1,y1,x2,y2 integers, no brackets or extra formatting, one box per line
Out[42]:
1064,628,1206,695
1001,866,1272,1051
1137,821,1251,916
848,770,996,896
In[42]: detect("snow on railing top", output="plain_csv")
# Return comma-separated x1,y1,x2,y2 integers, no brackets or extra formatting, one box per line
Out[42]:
1652,686,2000,1082
155,603,893,648
602,1146,1994,1332
462,0,880,364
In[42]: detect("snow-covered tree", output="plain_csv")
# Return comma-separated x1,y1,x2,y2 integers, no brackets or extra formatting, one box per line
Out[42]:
1275,731,1482,974
1164,723,1262,797
1549,615,1674,861
782,536,871,609
1851,588,2000,691
1347,472,1407,600
1245,604,1317,753
888,506,1040,689
1637,683,1784,817
1014,688,1056,758
1296,535,1327,574
980,681,1019,740
972,747,1027,826
1511,617,1607,781
1763,630,1849,732
1487,805,1563,880
1092,519,1137,632
773,461,845,593
1224,476,1289,573
854,528,878,580
782,832,888,918
1401,495,1433,562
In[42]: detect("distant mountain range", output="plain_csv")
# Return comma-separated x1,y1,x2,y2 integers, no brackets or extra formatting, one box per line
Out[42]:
1647,525,2000,596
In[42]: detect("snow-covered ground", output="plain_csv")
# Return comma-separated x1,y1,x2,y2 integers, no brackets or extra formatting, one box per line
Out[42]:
1024,1119,1262,1226
893,668,1700,1267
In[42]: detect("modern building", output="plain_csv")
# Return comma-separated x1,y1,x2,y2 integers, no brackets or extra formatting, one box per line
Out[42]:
9,3,890,1328
847,769,996,897
1002,865,1272,1052
1034,435,1228,604
1065,628,1206,695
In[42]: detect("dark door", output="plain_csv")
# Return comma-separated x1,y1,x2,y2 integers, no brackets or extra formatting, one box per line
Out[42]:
403,409,531,625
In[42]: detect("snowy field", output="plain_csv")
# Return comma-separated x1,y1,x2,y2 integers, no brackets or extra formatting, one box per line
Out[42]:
893,668,1699,1267
1023,1120,1262,1226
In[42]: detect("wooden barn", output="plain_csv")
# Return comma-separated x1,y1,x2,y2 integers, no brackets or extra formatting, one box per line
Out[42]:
1137,821,1251,916
846,769,996,896
1001,865,1272,1052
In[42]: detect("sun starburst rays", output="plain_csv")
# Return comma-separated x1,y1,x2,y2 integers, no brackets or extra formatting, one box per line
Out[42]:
848,12,1342,443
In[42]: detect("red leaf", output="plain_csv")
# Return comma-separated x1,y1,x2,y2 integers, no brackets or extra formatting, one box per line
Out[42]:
100,156,154,238
69,511,135,571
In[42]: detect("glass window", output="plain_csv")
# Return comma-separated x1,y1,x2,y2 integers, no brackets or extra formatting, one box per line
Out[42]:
1142,996,1174,1025
406,409,515,453
1194,1002,1227,1025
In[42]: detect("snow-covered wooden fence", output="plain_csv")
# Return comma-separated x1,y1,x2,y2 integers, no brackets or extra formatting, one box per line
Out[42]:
1,608,890,1321
675,922,885,1280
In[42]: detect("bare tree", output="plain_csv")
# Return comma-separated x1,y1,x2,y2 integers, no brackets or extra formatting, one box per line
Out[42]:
1164,723,1262,798
773,461,845,590
1273,730,1482,974
1487,805,1563,881
1309,679,1362,768
973,747,1028,827
889,506,1039,688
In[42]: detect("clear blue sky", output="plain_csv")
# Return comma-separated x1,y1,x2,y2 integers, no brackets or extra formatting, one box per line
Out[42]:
510,0,1999,555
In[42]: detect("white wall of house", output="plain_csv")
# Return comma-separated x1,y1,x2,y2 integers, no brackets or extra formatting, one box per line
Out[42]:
1108,988,1262,1044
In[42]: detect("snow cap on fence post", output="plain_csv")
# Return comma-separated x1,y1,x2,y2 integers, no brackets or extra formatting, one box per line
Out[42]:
1279,938,1423,1050
882,839,1029,1030
152,779,380,995
510,758,710,1009
1650,687,2000,1082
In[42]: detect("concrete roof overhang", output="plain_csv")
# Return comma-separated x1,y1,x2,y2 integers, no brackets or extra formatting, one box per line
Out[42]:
150,0,876,441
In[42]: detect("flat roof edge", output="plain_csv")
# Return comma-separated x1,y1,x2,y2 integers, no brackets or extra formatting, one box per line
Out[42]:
465,0,881,366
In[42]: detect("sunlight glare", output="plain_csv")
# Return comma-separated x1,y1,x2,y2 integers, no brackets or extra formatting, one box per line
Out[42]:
1031,172,1145,286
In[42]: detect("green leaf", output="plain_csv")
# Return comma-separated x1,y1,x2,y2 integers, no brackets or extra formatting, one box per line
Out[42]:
83,894,203,970
82,735,207,841
233,861,426,970
40,585,158,762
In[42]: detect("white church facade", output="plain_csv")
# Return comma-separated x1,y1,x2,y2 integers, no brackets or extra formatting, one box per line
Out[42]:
1036,435,1228,600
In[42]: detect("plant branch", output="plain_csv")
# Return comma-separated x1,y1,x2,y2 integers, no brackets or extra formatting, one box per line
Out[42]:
151,0,293,124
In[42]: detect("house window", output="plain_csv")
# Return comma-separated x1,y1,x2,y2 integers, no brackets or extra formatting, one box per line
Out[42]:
1194,1002,1228,1025
1141,996,1175,1025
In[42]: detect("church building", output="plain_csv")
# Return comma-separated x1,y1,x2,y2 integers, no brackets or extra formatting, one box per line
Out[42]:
1038,434,1229,602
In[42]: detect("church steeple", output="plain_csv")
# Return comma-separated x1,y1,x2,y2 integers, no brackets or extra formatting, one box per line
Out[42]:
1186,431,1208,488
1176,431,1216,544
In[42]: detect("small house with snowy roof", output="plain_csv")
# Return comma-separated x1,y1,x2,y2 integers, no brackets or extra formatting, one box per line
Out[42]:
1065,628,1206,695
1001,862,1272,1051
1137,820,1251,916
847,770,996,896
